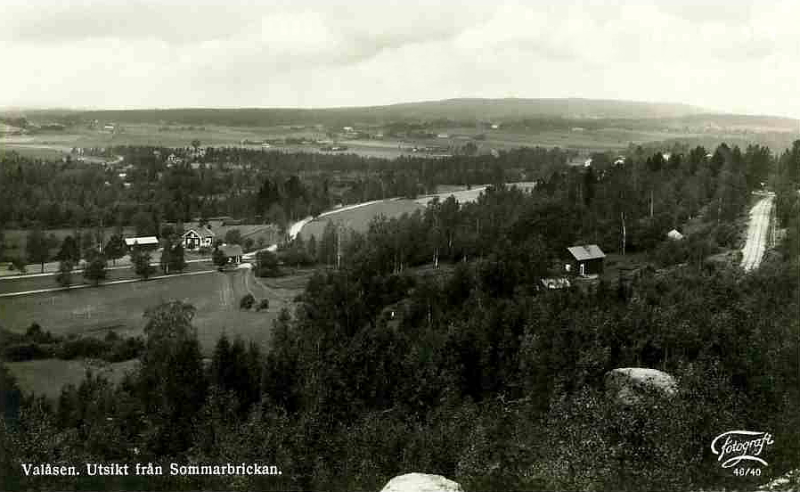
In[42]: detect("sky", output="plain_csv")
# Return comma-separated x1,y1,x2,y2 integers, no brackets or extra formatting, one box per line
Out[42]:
1,0,798,118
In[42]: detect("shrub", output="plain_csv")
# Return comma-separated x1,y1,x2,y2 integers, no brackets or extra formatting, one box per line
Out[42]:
25,323,57,344
652,240,689,267
240,293,255,310
4,342,53,361
256,299,270,311
9,257,26,273
224,229,243,245
255,251,281,277
103,337,145,362
56,337,107,360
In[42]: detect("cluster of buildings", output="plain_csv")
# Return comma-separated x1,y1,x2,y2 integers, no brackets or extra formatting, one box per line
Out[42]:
121,223,244,266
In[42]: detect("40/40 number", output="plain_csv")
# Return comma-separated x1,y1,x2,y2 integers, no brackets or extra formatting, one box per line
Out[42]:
733,468,762,477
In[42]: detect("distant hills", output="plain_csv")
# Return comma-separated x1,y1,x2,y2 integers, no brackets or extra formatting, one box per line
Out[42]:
4,98,798,134
57,98,708,127
369,98,708,120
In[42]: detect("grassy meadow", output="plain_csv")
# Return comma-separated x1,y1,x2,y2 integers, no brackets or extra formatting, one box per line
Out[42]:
0,268,303,355
299,199,425,241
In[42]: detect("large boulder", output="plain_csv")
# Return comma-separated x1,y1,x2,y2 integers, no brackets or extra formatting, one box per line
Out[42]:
605,367,677,405
380,473,464,492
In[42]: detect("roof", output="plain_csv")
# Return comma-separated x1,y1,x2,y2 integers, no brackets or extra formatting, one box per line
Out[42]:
567,244,605,261
182,226,215,239
667,229,684,240
220,244,244,257
124,236,159,247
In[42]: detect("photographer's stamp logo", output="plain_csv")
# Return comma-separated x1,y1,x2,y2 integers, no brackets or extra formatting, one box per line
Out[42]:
711,430,774,475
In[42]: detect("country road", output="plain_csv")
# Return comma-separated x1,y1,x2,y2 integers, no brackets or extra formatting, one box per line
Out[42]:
740,193,775,272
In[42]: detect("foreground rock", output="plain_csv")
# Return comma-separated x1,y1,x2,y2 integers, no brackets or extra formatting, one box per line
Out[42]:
380,473,464,492
605,367,678,405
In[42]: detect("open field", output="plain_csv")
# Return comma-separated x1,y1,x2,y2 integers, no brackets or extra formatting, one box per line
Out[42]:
0,227,137,266
415,186,488,206
6,358,139,400
0,268,304,355
0,260,213,295
5,118,797,162
298,199,425,240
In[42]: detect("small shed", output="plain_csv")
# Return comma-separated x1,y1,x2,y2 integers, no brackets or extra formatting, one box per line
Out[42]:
567,244,605,276
667,229,684,241
220,244,244,264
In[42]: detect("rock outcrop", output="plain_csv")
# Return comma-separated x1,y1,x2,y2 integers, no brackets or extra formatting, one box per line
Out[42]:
605,367,678,405
380,473,464,492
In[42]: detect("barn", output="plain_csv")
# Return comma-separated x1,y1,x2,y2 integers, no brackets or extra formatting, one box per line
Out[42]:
566,244,605,276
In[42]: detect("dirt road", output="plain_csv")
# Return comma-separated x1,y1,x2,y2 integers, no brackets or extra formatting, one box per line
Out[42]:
740,193,775,272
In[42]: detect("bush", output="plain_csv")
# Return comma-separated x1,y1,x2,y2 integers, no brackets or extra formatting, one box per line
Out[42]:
224,229,243,245
4,342,53,361
256,299,270,311
9,257,26,273
652,240,689,267
244,237,255,252
25,323,57,344
255,251,281,277
103,337,145,362
240,293,255,310
56,337,108,360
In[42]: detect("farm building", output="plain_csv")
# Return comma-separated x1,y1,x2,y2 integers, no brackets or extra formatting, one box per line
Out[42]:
667,229,684,241
220,244,244,264
182,226,215,250
566,244,605,276
124,236,159,251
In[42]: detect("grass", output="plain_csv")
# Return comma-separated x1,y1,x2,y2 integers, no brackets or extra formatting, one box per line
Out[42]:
0,260,213,295
0,268,305,355
6,358,139,400
299,199,425,240
0,227,137,265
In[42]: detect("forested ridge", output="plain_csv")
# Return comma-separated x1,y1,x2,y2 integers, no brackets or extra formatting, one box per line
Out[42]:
0,140,798,491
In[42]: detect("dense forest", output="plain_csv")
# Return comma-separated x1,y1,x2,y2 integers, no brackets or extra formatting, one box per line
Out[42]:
0,139,782,261
276,140,782,270
0,140,798,491
0,145,571,233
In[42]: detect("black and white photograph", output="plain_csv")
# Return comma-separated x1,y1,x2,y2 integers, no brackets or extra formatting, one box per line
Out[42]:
0,0,798,490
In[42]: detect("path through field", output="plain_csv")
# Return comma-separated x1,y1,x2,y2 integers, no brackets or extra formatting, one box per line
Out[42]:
740,193,775,272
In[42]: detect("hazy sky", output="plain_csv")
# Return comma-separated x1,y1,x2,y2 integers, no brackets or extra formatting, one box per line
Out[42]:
2,0,798,117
